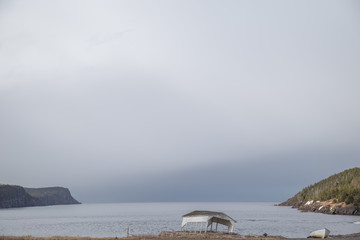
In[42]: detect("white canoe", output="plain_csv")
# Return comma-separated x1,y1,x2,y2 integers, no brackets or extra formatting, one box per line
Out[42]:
309,228,330,239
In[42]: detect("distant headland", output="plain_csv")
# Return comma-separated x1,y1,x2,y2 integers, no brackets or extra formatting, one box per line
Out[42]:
278,167,360,215
0,184,80,208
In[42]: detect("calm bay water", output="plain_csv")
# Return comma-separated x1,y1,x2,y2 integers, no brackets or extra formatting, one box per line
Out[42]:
0,202,359,238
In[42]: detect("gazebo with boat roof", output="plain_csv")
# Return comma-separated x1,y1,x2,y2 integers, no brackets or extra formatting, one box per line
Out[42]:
181,210,236,233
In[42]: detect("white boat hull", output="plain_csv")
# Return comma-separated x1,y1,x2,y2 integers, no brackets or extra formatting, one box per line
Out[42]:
309,228,330,239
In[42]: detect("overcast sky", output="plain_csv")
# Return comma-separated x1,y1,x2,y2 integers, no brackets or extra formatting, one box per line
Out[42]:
1,0,359,203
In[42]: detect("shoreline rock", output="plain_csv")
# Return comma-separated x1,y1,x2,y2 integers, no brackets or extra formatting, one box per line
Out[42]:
278,198,360,215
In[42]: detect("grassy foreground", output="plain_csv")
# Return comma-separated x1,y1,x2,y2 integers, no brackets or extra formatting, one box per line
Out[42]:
1,232,360,240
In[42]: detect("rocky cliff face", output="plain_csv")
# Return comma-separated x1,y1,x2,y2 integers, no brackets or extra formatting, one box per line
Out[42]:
278,198,360,215
0,184,80,208
24,187,80,206
0,185,33,208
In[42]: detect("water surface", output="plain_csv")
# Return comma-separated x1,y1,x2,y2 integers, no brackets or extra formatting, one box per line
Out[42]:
0,202,359,238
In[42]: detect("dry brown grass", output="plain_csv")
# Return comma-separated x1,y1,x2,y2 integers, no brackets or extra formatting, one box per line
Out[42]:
159,232,285,239
2,232,360,240
0,236,115,240
0,232,285,240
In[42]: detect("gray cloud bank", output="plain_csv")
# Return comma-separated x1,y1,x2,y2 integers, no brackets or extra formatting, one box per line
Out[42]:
73,149,360,203
1,0,359,202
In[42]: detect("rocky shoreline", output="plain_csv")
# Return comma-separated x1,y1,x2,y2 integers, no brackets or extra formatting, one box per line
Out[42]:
278,198,360,215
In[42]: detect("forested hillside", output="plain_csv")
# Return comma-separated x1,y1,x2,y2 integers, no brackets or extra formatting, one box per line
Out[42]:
287,167,360,205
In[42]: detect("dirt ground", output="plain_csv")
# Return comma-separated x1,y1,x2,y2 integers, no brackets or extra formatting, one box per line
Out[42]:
1,232,360,240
